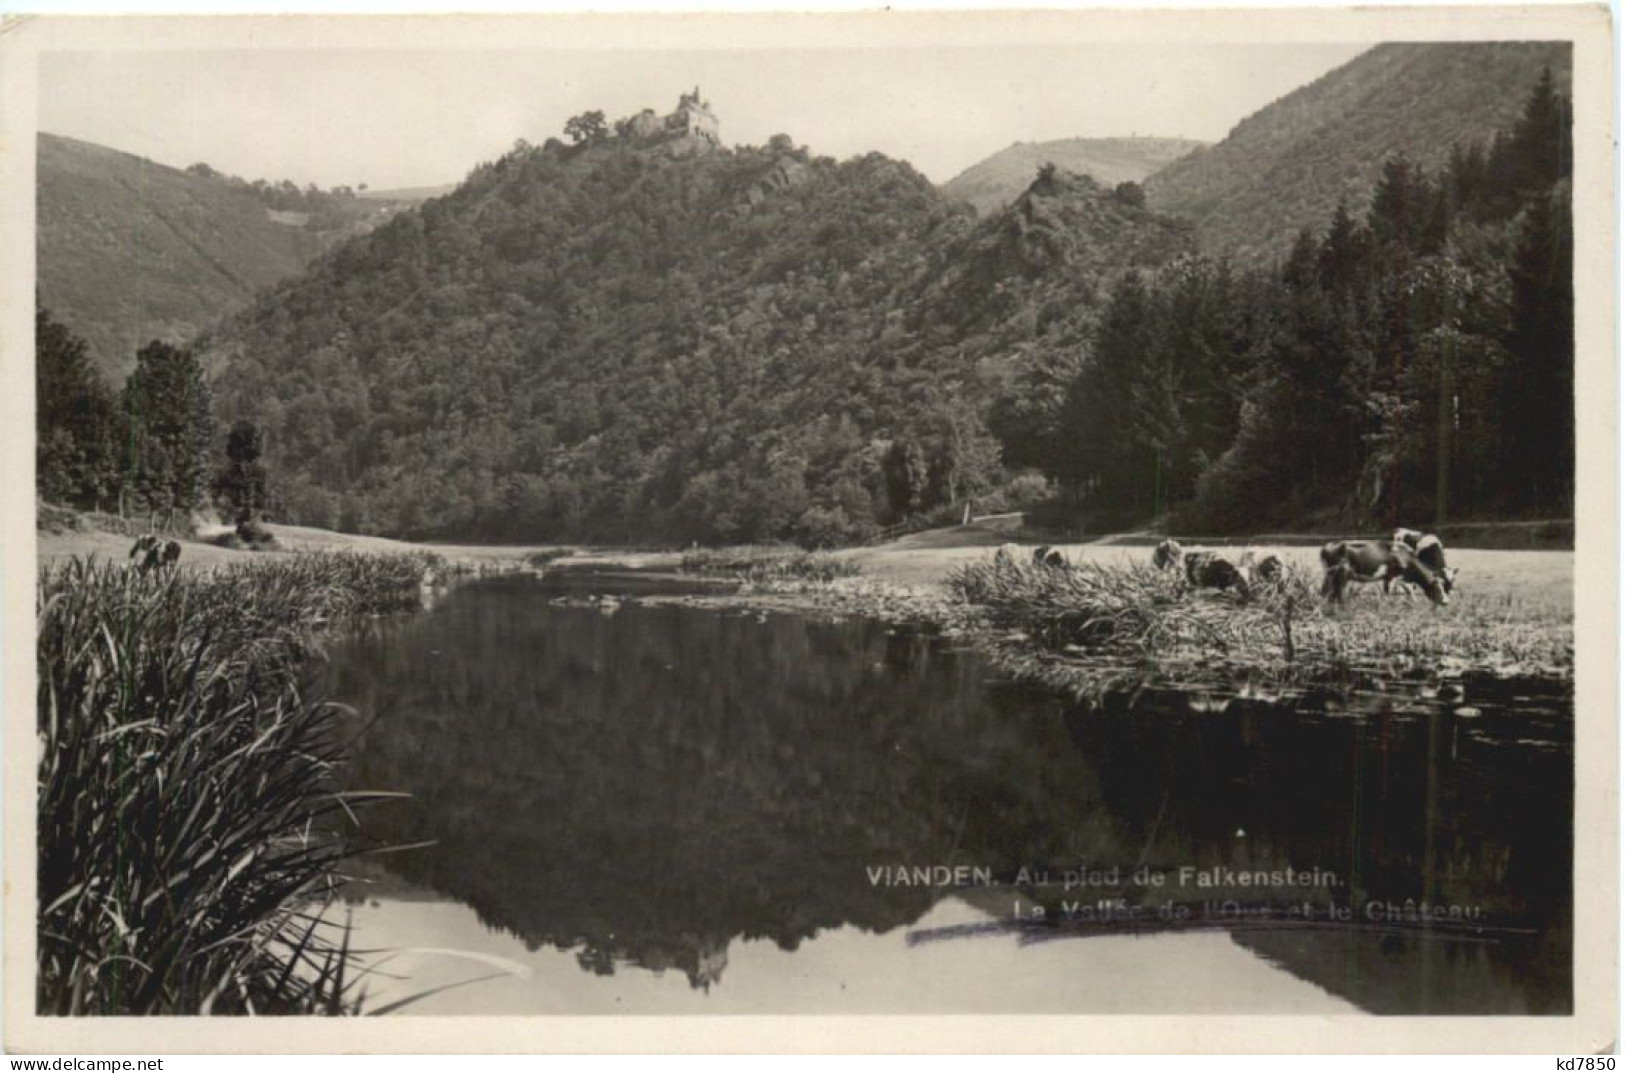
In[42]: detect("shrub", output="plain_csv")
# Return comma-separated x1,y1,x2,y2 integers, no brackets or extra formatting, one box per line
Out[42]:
524,548,575,568
237,518,277,548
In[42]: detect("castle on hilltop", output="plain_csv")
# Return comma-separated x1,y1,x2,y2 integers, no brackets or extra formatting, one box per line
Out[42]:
620,88,720,146
671,88,720,143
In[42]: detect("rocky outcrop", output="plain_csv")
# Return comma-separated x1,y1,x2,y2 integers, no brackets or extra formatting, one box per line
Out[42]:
741,155,811,207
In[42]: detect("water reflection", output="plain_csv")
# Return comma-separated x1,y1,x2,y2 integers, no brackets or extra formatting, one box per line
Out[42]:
323,574,1572,1014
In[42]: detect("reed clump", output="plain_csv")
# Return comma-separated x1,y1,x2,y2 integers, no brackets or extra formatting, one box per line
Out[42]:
679,545,861,584
36,550,441,1014
947,554,1571,691
949,556,1304,654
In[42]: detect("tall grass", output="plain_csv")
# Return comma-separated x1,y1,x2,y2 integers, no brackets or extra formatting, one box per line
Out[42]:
679,545,861,584
37,551,440,1014
947,553,1571,694
949,556,1311,654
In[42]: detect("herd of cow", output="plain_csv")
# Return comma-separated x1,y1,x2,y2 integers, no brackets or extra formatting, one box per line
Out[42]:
996,527,1459,607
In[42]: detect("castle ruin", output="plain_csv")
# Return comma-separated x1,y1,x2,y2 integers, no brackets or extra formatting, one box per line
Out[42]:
610,89,721,156
667,87,720,144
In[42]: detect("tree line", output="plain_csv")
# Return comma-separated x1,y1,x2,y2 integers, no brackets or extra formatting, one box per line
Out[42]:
37,314,269,531
182,161,372,219
1002,69,1573,530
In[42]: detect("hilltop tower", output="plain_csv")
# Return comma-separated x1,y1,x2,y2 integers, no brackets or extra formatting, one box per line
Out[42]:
668,87,720,145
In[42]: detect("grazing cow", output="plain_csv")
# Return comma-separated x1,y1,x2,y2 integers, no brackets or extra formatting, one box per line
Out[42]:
1414,535,1457,593
1183,550,1251,601
129,534,159,573
1320,539,1448,605
1251,553,1285,586
1033,545,1067,568
129,534,181,575
1392,528,1458,595
1152,539,1183,570
993,543,1021,568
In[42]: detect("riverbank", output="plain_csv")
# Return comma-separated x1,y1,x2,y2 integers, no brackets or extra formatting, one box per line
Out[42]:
943,552,1570,695
38,518,1575,687
532,541,1574,699
35,550,441,1014
35,519,1575,609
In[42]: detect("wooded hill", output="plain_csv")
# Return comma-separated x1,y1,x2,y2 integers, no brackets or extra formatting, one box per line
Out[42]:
942,137,1203,215
38,49,1575,545
197,122,1189,544
1057,69,1574,529
37,133,407,379
1145,42,1572,264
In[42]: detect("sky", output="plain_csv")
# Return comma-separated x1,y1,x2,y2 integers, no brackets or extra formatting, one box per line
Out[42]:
39,42,1371,190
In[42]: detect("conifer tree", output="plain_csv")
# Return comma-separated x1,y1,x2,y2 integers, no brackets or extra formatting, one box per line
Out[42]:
215,420,271,526
36,308,122,510
1500,186,1574,510
122,341,214,528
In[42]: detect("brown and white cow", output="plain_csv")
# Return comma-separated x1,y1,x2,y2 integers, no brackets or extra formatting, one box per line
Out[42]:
1152,539,1183,570
129,534,181,576
1184,550,1252,600
1320,539,1449,605
1033,545,1068,568
1250,552,1285,586
1392,528,1458,595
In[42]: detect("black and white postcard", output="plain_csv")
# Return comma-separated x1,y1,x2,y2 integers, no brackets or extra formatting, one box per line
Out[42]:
3,5,1616,1054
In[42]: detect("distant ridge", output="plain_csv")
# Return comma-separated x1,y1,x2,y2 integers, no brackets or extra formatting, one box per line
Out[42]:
358,183,458,203
1143,41,1573,262
37,133,406,379
941,137,1204,214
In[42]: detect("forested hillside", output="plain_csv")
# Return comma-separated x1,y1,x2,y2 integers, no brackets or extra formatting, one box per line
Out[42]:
1144,42,1571,263
1016,70,1573,528
37,134,405,378
39,60,1575,546
198,114,1189,544
942,137,1203,215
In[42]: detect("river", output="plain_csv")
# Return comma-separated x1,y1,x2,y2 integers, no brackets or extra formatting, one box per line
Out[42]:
320,572,1573,1015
